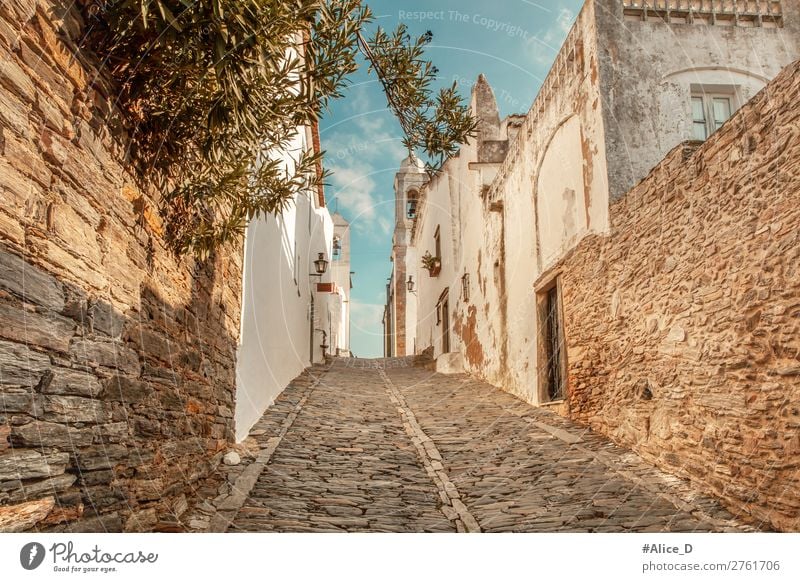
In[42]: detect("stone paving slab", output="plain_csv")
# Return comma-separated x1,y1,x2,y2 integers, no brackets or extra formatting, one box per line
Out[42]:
180,366,326,532
191,358,749,533
230,361,453,532
386,366,750,533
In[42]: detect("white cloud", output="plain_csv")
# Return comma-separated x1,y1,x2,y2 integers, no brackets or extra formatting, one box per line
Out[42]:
376,216,391,236
322,85,407,238
328,165,379,220
557,7,575,33
350,301,385,338
348,84,372,114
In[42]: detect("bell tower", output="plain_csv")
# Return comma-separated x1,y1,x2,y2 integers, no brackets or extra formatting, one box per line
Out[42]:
390,155,428,356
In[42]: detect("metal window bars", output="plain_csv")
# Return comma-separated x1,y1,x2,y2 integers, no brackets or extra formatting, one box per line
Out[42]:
544,285,565,402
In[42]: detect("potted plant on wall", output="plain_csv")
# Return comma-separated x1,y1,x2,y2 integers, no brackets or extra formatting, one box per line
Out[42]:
421,251,441,277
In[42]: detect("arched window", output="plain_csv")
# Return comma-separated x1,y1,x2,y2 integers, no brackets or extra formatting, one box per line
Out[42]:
406,189,418,219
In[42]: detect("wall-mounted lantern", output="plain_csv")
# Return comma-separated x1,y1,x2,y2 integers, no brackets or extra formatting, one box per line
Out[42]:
407,276,416,294
311,252,328,277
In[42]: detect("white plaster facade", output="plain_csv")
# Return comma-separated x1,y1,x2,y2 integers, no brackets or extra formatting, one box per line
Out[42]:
385,156,428,357
235,125,348,441
386,0,799,405
327,211,353,356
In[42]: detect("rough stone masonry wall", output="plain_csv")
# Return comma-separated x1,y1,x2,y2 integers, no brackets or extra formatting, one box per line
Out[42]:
558,60,800,531
0,1,243,531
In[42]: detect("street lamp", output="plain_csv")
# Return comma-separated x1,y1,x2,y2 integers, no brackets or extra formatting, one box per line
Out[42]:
407,276,416,294
310,252,328,277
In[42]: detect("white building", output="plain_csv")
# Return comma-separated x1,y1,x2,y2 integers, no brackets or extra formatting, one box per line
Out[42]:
386,0,799,400
234,124,351,441
327,212,353,356
385,155,428,357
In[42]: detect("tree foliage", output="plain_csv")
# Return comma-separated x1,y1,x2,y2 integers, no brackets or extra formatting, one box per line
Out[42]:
80,0,477,258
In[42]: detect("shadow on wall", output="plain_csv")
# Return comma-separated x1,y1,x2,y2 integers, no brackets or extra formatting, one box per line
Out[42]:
0,0,247,531
0,245,240,532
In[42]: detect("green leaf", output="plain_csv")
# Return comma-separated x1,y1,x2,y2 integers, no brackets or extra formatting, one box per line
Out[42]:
80,0,474,258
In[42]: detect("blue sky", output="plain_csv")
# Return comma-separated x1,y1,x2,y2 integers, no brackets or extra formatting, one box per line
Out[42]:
319,0,583,358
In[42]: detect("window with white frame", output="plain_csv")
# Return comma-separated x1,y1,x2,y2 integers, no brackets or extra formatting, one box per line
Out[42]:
691,93,733,141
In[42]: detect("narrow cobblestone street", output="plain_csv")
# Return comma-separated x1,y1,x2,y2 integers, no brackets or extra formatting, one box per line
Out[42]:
202,359,748,533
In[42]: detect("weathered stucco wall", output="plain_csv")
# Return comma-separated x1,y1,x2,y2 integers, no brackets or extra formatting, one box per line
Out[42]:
477,0,609,404
411,162,461,358
461,145,509,389
596,0,800,200
0,1,243,531
416,0,799,411
235,168,333,442
410,76,498,370
558,60,800,531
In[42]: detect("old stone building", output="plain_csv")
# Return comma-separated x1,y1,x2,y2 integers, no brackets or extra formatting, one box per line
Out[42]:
328,211,353,357
1,0,798,535
385,155,428,357
386,0,800,530
236,196,351,441
0,1,347,531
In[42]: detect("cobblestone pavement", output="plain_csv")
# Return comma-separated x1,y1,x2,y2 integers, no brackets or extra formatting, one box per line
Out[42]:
190,358,749,533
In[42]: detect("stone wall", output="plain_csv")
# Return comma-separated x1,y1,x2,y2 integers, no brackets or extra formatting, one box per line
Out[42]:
393,245,409,356
557,60,800,531
0,1,243,531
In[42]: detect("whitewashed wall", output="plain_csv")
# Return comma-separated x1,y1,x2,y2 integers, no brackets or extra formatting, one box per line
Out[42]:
596,0,798,200
329,212,352,355
410,79,490,369
235,128,334,441
396,0,799,408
